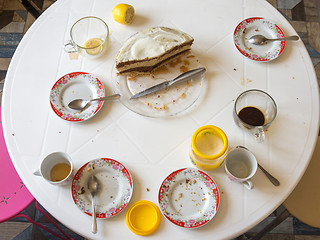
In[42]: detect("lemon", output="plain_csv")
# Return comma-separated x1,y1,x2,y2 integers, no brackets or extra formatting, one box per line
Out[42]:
112,3,135,25
84,38,103,55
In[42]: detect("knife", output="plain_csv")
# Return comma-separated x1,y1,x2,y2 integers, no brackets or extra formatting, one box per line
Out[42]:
130,67,206,100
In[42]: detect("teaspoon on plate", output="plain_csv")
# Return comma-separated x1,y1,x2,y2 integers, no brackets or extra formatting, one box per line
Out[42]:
248,34,299,45
87,173,100,234
68,94,120,111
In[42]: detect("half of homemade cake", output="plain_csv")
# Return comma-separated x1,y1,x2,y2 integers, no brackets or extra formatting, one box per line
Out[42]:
115,27,194,75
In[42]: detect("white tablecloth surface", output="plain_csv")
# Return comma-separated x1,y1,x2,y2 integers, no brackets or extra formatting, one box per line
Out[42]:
2,0,319,239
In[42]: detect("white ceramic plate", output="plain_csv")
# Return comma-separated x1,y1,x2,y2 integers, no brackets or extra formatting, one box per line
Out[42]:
71,158,133,218
112,52,205,118
158,168,220,228
233,17,286,61
50,72,105,122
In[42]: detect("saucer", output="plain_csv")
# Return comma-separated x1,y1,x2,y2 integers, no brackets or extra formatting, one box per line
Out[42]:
158,168,219,228
71,158,133,218
50,72,105,122
233,17,286,61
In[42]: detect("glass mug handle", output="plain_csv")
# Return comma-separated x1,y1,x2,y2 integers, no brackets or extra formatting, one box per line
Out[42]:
64,40,78,53
254,127,265,143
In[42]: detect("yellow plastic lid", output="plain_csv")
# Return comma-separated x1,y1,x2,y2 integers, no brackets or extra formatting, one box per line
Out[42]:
126,200,161,235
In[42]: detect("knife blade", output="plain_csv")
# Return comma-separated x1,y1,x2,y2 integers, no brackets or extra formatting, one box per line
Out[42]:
130,67,206,100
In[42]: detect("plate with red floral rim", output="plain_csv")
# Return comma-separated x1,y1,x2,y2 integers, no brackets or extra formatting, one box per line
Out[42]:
50,72,105,122
158,168,219,228
71,158,133,218
233,17,286,62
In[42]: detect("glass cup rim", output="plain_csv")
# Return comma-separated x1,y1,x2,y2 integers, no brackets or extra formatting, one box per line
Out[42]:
234,89,277,127
70,16,109,50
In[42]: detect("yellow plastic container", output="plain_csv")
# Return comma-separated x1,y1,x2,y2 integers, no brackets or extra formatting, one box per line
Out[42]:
126,200,161,236
190,125,228,171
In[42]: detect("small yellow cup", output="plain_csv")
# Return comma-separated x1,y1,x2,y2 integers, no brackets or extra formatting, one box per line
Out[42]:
190,125,228,171
126,200,161,235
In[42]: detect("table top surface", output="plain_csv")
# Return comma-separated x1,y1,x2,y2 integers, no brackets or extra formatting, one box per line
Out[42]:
2,0,319,239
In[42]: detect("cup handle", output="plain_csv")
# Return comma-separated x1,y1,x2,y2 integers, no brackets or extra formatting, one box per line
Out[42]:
64,40,78,53
243,180,253,189
33,169,41,176
254,128,265,143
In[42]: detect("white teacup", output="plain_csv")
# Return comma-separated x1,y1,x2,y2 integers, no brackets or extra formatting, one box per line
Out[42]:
224,146,257,189
33,152,74,185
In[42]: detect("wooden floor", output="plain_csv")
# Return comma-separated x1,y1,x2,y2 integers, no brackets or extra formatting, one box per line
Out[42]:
0,0,319,239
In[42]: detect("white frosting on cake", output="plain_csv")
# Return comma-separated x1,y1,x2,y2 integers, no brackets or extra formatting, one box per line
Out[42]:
116,27,193,63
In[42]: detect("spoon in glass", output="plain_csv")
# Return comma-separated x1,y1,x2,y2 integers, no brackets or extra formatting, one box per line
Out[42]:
68,94,120,111
248,34,299,45
87,174,100,234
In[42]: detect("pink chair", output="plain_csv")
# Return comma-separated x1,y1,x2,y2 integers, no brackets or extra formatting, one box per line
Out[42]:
0,106,73,239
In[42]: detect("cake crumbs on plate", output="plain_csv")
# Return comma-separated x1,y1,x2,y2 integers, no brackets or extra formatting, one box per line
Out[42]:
127,75,135,81
160,104,166,110
79,187,85,195
180,65,189,72
186,81,192,87
144,101,150,107
187,55,195,59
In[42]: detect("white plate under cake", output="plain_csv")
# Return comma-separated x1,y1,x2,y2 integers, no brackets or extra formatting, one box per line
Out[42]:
112,51,205,118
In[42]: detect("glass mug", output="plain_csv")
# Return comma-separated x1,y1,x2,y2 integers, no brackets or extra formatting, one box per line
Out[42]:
64,16,109,57
233,89,277,142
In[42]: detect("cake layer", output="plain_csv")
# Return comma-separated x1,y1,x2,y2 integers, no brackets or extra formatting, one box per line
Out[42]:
116,27,194,74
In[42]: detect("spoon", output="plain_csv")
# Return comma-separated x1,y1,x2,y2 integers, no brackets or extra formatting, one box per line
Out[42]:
236,146,280,186
87,174,100,234
68,93,120,111
248,34,299,45
258,163,280,186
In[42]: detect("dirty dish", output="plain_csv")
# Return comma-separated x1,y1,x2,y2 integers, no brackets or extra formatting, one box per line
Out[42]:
71,158,133,218
50,72,105,122
158,168,219,228
112,52,205,118
233,17,286,61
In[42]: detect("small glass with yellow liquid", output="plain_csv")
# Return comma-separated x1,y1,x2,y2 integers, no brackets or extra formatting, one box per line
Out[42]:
64,16,109,57
189,125,228,171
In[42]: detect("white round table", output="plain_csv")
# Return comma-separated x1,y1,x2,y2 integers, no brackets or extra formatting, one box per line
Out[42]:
2,0,319,239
